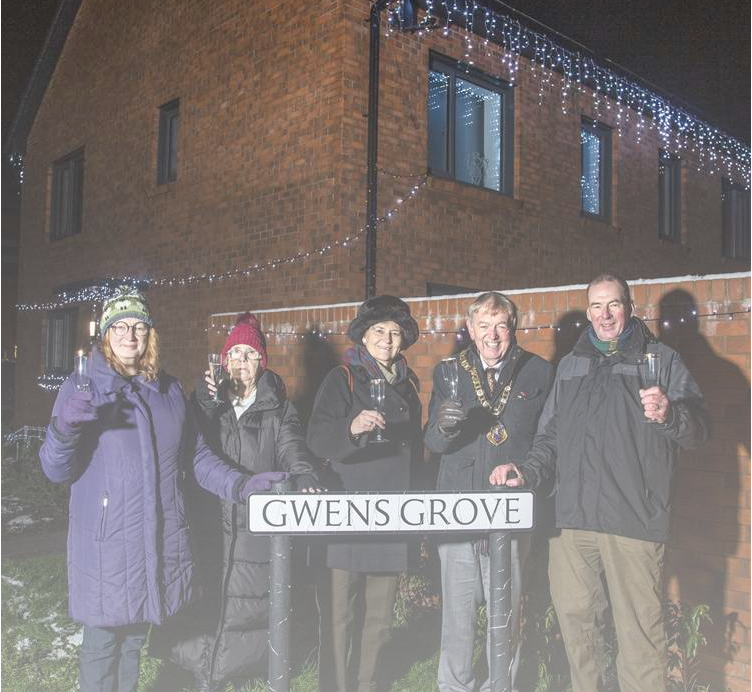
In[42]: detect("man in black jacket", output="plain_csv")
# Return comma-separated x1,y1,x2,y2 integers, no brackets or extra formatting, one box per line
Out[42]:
425,292,553,692
491,274,711,692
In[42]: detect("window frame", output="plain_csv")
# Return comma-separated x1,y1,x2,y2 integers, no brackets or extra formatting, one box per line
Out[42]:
45,309,77,376
157,98,180,185
50,148,84,240
580,117,612,223
658,150,682,242
427,52,514,196
722,178,751,260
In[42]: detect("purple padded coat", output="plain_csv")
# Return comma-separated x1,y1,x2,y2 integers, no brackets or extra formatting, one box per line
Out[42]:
40,348,249,628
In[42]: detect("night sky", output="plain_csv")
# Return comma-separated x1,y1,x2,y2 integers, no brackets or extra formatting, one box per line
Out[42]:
2,1,749,150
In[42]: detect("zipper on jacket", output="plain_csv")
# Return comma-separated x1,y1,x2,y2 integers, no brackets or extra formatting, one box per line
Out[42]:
96,493,109,541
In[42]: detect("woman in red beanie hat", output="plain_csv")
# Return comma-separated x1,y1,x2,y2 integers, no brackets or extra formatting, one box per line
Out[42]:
165,312,322,692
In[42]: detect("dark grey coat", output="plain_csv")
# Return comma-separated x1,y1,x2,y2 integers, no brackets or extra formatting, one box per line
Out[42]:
165,369,317,688
307,364,422,573
518,319,711,543
424,344,553,492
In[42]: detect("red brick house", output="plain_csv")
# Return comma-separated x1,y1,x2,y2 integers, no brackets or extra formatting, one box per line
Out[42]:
8,0,750,421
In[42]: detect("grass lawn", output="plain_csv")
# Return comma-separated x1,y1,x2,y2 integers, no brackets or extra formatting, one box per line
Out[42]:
1,554,444,692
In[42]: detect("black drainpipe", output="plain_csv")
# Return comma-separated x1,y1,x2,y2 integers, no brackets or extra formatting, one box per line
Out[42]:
364,1,389,299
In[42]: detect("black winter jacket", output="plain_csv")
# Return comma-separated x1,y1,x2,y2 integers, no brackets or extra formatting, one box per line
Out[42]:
424,344,553,493
307,363,422,573
518,319,710,543
165,369,318,688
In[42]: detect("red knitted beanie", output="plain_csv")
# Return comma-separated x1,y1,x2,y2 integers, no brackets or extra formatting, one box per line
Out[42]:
221,313,267,370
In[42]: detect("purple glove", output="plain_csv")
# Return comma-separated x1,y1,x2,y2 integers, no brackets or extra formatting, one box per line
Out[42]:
56,392,98,436
241,471,290,499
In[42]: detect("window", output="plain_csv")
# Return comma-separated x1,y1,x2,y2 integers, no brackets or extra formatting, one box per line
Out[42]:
157,99,180,184
45,310,77,374
658,150,681,241
580,118,612,221
428,54,514,194
50,149,84,239
722,178,750,260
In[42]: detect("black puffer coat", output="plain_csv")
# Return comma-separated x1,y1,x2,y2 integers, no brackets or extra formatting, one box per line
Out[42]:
165,369,318,688
307,363,422,573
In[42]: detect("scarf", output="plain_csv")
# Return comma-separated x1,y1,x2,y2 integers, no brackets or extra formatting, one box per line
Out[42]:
588,318,636,355
343,346,409,385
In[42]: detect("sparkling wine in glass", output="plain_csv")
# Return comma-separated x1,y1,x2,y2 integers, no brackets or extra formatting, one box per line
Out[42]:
441,356,459,399
638,353,661,389
369,378,387,444
638,352,661,423
74,351,91,392
208,353,223,401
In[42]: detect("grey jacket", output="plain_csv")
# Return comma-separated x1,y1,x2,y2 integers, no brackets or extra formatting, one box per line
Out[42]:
518,318,711,543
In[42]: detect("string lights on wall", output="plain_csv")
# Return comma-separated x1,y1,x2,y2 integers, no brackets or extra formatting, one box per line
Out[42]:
206,306,751,340
386,0,750,189
16,178,427,312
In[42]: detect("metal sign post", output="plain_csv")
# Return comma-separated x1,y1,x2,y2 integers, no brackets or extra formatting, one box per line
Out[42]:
268,479,292,692
251,490,534,692
489,531,513,692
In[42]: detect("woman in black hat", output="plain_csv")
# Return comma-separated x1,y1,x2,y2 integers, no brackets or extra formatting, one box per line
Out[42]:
307,295,422,692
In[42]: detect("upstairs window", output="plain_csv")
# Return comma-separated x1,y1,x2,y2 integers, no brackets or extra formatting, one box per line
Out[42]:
45,309,77,374
722,179,750,260
50,148,84,240
428,53,514,194
658,150,681,241
580,118,612,221
157,99,180,184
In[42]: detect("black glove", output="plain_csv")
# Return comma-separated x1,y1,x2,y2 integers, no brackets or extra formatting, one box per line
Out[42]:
437,399,466,435
293,474,327,492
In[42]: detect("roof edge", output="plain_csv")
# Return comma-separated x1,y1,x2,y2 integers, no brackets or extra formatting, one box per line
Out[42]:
3,0,84,156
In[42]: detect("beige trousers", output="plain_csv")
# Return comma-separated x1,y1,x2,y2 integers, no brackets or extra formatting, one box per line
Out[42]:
317,568,398,692
549,529,667,692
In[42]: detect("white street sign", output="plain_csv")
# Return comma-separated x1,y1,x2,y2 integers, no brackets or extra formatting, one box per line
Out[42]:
247,491,534,534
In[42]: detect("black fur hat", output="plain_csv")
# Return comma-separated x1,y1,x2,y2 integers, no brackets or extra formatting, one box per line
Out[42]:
347,295,420,349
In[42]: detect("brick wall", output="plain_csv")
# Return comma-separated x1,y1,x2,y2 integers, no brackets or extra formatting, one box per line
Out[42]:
14,0,750,425
207,273,749,689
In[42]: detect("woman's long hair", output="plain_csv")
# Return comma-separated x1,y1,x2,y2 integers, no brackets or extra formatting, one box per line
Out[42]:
100,327,160,381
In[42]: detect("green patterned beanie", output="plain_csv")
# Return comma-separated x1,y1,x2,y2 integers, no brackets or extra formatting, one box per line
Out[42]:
100,286,153,334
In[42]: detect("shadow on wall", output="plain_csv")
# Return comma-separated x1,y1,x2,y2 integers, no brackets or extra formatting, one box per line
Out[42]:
294,327,340,427
658,289,751,686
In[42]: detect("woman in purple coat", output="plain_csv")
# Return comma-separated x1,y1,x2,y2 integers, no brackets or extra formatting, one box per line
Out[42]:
39,286,286,692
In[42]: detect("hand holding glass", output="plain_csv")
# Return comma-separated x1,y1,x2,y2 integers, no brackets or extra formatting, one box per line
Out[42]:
208,353,223,401
638,353,661,389
441,356,459,399
74,352,91,392
369,378,387,444
638,353,661,422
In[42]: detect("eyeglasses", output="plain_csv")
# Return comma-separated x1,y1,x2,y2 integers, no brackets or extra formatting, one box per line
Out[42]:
110,321,150,337
227,350,262,363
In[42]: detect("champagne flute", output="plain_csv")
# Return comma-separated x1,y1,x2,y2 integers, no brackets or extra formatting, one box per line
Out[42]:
369,378,387,444
638,353,661,389
208,353,223,401
638,353,661,422
441,356,459,399
74,351,91,392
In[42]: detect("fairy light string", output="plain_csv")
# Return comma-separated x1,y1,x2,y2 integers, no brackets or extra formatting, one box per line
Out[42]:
16,177,427,312
386,0,749,188
207,306,751,339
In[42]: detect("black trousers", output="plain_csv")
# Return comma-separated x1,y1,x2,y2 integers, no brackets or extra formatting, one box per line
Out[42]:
79,623,149,692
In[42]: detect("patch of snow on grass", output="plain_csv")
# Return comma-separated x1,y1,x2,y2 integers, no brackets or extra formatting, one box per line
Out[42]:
6,515,38,532
1,574,25,587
